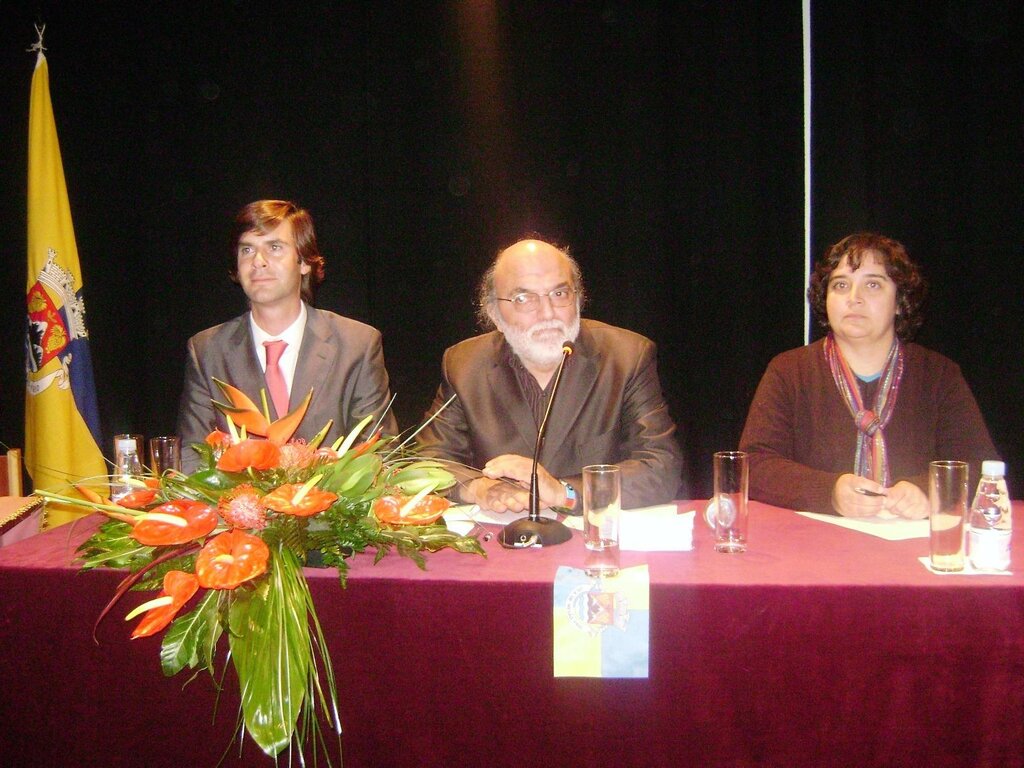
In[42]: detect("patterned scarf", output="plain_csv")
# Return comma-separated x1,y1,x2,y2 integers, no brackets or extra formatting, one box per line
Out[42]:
823,332,905,486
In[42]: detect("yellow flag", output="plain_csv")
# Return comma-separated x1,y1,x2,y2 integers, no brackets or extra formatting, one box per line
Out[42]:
25,51,107,528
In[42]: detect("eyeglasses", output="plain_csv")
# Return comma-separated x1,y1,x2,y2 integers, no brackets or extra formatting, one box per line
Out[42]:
495,288,576,313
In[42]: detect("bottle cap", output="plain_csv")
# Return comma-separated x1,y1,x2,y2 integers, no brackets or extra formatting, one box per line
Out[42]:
981,460,1005,477
116,438,138,454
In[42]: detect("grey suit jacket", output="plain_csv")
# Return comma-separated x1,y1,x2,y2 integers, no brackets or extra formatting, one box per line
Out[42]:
177,305,397,471
416,319,685,508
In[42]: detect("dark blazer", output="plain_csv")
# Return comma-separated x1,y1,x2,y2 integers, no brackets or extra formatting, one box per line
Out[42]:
177,305,397,471
416,319,685,508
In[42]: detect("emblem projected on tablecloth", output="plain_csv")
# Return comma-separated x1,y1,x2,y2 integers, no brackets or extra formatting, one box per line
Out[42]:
553,565,649,678
565,582,630,636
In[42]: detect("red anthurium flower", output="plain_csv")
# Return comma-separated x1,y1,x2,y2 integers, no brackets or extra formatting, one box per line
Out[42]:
373,494,451,526
129,570,200,639
262,484,338,517
217,439,281,473
195,530,270,590
116,488,158,509
77,483,158,511
131,500,218,546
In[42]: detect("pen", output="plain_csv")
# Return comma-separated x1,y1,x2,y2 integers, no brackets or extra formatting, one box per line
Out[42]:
497,476,532,492
854,487,887,497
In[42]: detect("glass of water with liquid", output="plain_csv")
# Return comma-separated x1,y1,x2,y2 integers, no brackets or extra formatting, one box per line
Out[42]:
583,464,621,577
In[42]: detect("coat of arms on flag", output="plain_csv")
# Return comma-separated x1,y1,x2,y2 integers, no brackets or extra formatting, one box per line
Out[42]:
26,248,89,391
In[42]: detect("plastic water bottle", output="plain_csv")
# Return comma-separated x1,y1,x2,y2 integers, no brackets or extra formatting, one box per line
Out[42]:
967,460,1012,572
111,438,143,502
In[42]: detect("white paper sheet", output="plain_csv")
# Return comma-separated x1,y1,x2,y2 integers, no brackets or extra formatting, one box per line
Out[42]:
794,510,929,540
564,504,693,550
620,506,694,551
443,504,559,536
917,557,1014,576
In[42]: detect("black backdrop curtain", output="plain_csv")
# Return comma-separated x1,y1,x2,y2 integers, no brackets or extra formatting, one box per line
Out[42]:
1,1,1018,497
812,1,1024,494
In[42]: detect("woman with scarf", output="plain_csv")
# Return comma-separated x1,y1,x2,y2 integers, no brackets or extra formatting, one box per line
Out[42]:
739,232,997,517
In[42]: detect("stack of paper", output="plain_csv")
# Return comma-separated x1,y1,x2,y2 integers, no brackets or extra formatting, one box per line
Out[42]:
619,505,694,551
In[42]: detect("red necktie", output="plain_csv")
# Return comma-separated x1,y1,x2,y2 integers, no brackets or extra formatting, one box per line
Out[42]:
263,340,289,418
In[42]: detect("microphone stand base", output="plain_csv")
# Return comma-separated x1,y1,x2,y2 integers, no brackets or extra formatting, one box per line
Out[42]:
498,516,573,548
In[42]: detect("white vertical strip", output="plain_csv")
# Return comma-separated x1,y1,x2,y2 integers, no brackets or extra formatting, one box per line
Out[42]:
803,0,812,344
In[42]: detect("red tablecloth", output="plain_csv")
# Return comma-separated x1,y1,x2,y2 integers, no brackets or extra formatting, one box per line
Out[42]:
2,502,1022,767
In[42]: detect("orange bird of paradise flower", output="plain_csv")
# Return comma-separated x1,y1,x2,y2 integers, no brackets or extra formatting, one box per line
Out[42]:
211,378,313,445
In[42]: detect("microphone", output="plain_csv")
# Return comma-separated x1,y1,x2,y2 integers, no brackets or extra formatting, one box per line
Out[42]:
499,340,575,548
529,341,574,520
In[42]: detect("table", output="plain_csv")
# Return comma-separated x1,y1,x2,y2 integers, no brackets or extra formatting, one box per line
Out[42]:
2,502,1023,767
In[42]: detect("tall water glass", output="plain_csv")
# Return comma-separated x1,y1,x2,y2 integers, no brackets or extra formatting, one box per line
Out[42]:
929,460,968,572
583,464,621,577
713,451,749,553
149,436,182,476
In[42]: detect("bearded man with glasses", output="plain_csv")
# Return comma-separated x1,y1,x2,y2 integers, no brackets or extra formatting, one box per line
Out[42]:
416,238,685,513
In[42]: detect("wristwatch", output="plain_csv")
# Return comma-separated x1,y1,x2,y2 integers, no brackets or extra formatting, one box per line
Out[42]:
559,479,577,511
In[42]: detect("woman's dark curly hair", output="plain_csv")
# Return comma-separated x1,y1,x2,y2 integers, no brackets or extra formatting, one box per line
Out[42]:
807,232,927,342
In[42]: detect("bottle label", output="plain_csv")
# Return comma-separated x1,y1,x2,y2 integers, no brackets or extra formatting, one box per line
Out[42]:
968,529,1011,571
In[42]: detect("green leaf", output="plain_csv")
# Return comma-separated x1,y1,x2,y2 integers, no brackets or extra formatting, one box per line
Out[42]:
182,468,249,495
160,590,222,676
132,554,197,592
388,461,457,493
319,452,382,497
229,546,312,757
330,413,375,455
77,521,154,571
185,440,215,470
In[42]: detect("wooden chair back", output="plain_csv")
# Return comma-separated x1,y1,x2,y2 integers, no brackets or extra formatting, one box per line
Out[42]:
1,449,24,496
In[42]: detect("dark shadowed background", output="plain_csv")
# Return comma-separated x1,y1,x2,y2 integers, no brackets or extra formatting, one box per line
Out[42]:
1,1,1021,497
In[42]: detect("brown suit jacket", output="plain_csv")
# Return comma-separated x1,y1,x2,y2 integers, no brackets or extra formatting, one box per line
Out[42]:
416,319,685,508
177,306,397,471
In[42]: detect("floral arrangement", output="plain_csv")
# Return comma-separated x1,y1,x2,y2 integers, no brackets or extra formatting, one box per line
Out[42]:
37,380,483,761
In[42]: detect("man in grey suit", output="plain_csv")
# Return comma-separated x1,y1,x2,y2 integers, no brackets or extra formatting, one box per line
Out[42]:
177,200,396,470
416,238,684,512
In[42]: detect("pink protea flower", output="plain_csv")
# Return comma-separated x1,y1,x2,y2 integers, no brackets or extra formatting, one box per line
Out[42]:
217,484,268,530
278,441,318,471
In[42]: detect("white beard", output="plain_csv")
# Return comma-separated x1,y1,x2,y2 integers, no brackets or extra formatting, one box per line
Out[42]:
494,313,581,369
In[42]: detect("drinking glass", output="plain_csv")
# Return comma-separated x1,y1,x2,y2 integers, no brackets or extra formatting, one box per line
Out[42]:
712,451,749,553
583,464,621,577
149,436,182,476
929,460,968,572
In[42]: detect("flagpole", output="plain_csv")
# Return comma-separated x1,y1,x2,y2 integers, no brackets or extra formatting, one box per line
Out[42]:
24,27,109,528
